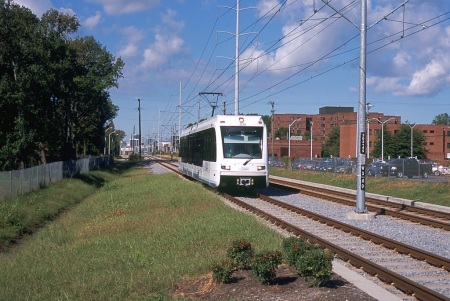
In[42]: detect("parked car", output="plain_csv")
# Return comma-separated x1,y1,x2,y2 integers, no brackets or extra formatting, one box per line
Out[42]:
367,161,386,176
380,158,432,178
335,161,354,174
433,164,450,176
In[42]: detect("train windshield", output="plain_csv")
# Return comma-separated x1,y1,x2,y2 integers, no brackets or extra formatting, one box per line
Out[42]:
221,126,263,159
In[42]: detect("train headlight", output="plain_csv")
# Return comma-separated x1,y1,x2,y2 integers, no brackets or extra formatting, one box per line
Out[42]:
221,165,231,170
257,166,265,170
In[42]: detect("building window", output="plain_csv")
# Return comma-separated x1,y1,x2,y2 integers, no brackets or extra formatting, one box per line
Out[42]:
430,130,434,134
423,130,427,133
320,117,325,121
430,142,434,146
447,143,450,149
321,123,325,128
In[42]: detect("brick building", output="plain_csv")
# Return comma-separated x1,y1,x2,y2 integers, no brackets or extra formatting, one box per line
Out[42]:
340,123,450,161
271,107,450,161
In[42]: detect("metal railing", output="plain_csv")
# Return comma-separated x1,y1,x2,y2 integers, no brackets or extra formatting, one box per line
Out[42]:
0,156,113,201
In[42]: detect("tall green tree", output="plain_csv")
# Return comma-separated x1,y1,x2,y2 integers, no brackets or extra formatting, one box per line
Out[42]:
0,4,124,170
371,124,427,160
275,127,288,140
0,2,43,169
371,125,395,160
432,113,450,125
393,124,427,158
322,127,340,157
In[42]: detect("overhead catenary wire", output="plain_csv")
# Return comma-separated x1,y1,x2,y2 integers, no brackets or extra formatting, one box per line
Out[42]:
159,2,450,138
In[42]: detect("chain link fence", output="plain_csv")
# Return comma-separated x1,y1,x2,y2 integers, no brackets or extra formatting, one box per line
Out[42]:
0,156,113,201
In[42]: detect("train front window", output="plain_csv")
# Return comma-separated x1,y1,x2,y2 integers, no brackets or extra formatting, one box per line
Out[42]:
221,126,263,159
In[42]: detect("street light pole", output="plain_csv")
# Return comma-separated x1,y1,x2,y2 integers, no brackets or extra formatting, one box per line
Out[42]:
409,123,416,158
288,119,299,158
104,126,112,155
310,122,314,160
108,131,116,155
377,117,393,162
366,103,372,159
137,98,142,160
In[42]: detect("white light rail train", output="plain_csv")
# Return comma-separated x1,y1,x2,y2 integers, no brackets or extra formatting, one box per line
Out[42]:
178,115,269,190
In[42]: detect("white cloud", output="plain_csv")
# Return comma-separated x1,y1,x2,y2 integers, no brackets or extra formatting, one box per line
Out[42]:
12,0,52,16
117,27,145,58
91,0,161,15
247,0,450,98
141,34,184,69
395,56,450,96
139,9,185,69
82,11,102,29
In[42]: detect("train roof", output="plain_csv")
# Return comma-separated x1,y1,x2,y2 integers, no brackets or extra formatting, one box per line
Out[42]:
181,115,265,136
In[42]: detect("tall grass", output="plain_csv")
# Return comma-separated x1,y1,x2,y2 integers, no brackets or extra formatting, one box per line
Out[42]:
269,167,450,207
0,165,283,300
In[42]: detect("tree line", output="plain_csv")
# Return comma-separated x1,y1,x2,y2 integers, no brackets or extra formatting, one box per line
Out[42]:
0,1,124,170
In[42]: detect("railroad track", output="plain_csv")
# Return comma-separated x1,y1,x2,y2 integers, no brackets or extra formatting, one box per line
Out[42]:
151,159,450,300
222,193,450,301
270,176,450,231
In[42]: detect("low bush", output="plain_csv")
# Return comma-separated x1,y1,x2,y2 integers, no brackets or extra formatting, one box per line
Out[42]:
295,248,334,287
282,236,318,266
251,250,282,284
226,239,254,269
211,259,235,283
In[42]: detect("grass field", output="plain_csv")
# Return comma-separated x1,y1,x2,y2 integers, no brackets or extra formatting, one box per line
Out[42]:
1,161,448,300
0,162,283,300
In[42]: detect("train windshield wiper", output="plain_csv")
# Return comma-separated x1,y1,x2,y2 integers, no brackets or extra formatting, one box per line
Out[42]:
243,158,253,166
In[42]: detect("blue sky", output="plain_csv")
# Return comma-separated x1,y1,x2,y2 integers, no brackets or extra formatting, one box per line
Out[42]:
14,0,450,142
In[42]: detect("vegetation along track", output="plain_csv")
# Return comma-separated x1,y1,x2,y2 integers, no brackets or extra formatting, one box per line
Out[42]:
270,176,450,231
222,192,450,301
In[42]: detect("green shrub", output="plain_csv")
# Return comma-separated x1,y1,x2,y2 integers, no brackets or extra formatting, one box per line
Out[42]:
295,248,333,287
226,239,254,269
251,250,282,284
282,236,318,266
128,153,141,161
211,259,235,283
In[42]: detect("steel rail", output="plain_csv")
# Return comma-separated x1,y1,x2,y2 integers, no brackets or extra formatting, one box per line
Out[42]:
257,193,450,271
222,193,450,301
270,178,450,231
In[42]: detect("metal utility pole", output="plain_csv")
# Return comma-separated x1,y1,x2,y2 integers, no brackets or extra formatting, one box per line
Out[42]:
138,98,142,159
322,0,408,216
220,0,257,115
178,82,181,152
355,0,368,214
269,101,275,159
222,101,227,115
234,0,240,115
